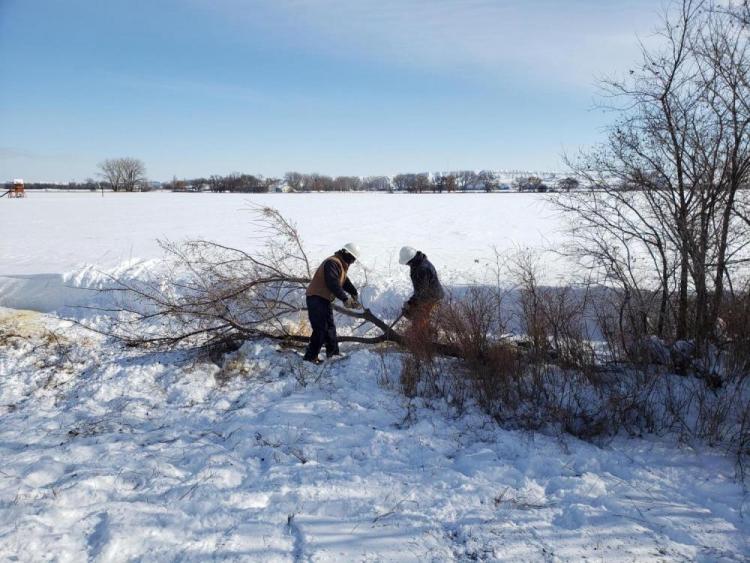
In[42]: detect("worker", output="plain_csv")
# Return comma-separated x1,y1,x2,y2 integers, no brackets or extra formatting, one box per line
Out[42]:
399,246,444,337
303,243,362,363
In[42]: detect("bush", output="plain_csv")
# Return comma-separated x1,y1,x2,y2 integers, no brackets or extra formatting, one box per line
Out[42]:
396,259,750,478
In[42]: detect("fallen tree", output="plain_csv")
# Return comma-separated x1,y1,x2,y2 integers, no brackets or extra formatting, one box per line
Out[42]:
83,206,405,352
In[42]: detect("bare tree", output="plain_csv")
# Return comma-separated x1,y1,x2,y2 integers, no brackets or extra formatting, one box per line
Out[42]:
392,173,415,192
514,176,545,192
98,159,124,192
306,174,334,191
362,176,391,191
414,173,432,193
284,172,304,192
445,174,457,193
333,176,362,192
478,170,497,192
725,1,749,25
263,177,281,192
558,177,580,192
454,170,478,191
207,175,223,192
556,0,750,354
433,174,446,193
98,158,147,192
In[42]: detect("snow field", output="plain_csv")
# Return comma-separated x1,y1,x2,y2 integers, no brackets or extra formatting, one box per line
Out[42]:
0,310,747,561
1,192,748,561
0,191,565,313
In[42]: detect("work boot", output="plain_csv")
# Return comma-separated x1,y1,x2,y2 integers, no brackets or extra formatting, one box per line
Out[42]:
303,356,323,365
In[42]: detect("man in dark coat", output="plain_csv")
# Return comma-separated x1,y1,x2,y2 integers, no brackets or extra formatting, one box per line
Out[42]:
399,246,444,329
303,243,362,363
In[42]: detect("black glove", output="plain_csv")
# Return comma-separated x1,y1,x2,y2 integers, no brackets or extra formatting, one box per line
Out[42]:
401,302,413,319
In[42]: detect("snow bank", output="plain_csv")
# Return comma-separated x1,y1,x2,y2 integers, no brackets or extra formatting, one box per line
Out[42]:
0,260,164,314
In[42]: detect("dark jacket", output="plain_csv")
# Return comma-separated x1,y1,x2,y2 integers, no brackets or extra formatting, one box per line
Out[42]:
406,252,444,306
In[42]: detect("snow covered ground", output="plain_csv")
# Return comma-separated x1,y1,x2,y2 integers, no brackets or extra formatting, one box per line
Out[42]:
0,191,562,276
0,191,566,313
1,192,748,561
1,309,747,561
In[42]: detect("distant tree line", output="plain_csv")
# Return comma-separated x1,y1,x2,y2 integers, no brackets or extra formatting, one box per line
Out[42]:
22,179,100,191
164,170,584,194
152,162,594,193
19,159,586,194
277,170,579,193
166,174,281,193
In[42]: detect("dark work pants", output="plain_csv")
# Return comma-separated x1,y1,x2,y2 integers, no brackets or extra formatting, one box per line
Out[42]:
304,295,339,360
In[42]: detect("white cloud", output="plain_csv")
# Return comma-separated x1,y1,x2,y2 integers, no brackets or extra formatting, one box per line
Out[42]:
200,0,662,88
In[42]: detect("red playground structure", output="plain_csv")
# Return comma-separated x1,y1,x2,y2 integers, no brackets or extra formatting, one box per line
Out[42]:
1,179,25,198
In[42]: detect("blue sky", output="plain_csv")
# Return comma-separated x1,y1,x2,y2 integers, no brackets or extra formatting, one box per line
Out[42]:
0,0,660,181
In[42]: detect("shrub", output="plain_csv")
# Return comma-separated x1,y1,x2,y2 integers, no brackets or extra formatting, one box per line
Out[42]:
396,260,750,479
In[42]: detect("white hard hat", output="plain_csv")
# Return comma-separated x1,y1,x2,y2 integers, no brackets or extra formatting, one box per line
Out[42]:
341,242,361,260
399,246,417,265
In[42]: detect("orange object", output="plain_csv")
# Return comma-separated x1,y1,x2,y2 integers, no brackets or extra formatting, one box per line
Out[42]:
8,179,25,198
